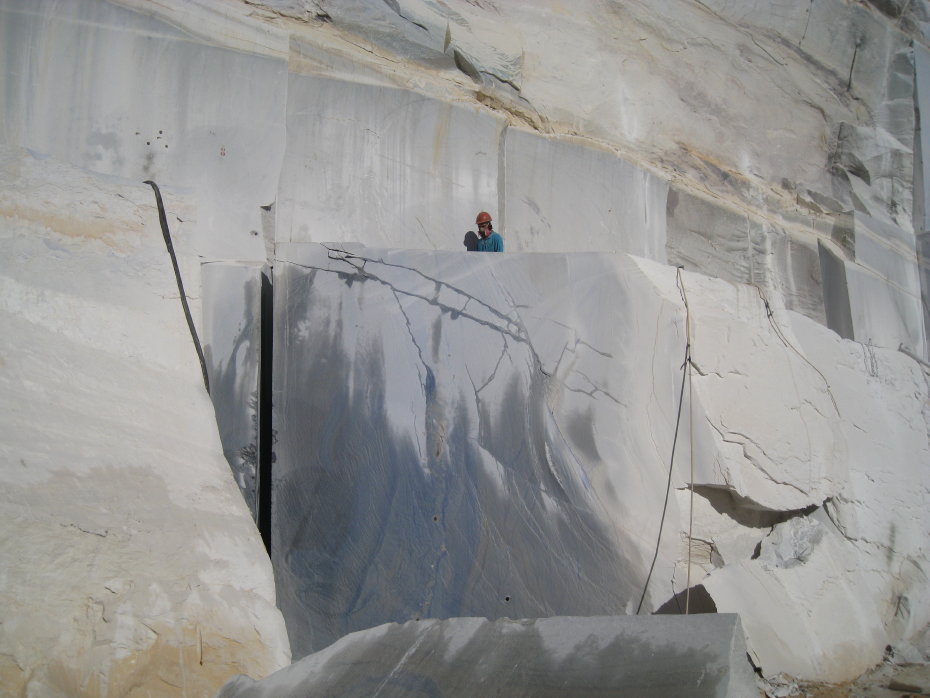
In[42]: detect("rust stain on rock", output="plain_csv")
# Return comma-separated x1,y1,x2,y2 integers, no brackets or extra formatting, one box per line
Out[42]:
12,620,279,698
0,203,146,253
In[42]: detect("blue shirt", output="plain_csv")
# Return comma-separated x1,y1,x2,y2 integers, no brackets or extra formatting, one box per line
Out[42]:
476,232,504,252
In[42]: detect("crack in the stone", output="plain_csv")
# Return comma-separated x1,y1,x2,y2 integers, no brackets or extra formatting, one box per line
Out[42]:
797,395,832,423
392,287,427,374
390,287,429,463
800,0,813,46
689,360,745,380
475,333,509,395
62,522,108,537
319,247,526,342
693,0,787,68
566,368,623,405
482,70,524,96
524,315,614,360
488,264,544,367
749,33,787,66
576,338,613,359
706,419,811,496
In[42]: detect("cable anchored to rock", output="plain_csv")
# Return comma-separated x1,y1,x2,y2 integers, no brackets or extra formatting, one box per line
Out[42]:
754,285,838,416
636,266,694,615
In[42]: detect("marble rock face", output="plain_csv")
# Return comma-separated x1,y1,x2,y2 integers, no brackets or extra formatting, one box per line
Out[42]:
271,245,668,656
0,147,290,695
5,0,930,357
270,243,930,682
218,615,758,698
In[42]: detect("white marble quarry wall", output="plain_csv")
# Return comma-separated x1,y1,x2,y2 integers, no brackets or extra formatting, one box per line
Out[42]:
2,0,930,689
694,0,916,213
667,187,837,328
0,0,288,261
668,186,928,355
503,129,668,257
813,211,927,353
626,256,927,681
4,0,929,353
666,189,792,293
0,147,290,695
276,70,503,250
277,64,669,259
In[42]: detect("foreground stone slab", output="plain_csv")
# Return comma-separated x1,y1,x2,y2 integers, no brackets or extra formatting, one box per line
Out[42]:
218,614,758,698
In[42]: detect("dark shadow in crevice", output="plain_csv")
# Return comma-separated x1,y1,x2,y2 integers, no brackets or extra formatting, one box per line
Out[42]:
655,584,717,615
692,485,819,529
258,270,274,555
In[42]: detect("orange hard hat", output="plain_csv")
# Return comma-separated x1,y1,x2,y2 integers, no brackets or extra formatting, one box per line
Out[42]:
475,211,492,225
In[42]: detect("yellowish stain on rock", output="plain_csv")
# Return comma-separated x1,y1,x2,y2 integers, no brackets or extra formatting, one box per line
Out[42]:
4,621,277,698
0,203,147,253
0,656,27,698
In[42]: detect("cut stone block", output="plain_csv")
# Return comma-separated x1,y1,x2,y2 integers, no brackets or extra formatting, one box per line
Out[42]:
218,614,758,698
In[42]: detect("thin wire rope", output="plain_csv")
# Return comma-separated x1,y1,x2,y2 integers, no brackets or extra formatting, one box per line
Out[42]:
755,284,837,491
678,271,695,614
635,267,691,615
754,285,838,415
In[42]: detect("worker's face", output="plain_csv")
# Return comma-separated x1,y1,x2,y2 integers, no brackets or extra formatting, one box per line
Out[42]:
478,221,491,238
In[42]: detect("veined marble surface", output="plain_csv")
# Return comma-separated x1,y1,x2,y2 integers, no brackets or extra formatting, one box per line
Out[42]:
272,245,661,655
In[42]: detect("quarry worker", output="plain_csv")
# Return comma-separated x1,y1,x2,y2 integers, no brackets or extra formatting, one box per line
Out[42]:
474,211,504,252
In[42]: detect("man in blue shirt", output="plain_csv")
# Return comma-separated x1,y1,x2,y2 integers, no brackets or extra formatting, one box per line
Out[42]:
474,211,504,252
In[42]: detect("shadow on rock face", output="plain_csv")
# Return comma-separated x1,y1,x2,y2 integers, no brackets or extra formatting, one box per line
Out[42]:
271,261,643,659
